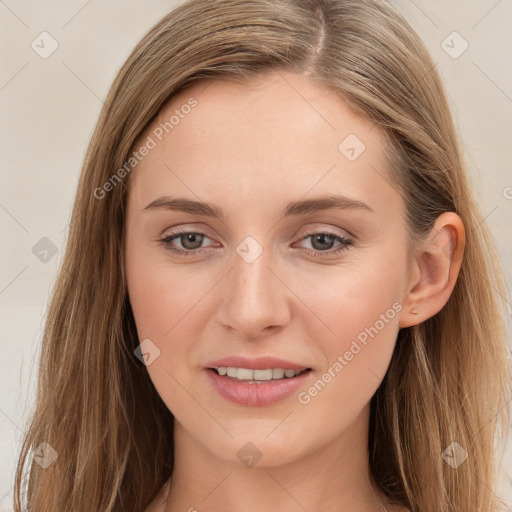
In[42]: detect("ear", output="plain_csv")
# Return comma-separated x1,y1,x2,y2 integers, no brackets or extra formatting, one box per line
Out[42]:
399,212,465,328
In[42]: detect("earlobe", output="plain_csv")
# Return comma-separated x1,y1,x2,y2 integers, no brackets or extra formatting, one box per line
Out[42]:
399,212,465,328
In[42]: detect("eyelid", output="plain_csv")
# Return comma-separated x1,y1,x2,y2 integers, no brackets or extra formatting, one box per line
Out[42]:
161,223,353,241
160,222,214,237
299,224,352,240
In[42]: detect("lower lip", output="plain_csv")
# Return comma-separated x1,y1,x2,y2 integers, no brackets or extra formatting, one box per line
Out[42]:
205,368,312,406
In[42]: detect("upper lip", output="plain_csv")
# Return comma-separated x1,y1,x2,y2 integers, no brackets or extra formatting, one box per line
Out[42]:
205,356,311,371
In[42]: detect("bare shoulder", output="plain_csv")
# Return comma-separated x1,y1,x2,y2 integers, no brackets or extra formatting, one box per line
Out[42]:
144,478,171,512
384,503,411,512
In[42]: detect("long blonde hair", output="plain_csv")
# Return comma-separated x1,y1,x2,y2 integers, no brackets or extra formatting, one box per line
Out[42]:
14,0,511,510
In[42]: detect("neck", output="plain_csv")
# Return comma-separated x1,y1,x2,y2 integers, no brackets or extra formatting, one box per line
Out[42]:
164,405,392,512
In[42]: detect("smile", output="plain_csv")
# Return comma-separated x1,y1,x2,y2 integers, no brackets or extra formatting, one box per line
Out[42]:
212,366,309,382
205,367,313,406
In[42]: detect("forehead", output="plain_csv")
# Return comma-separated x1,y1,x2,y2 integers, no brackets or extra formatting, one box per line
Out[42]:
128,71,399,221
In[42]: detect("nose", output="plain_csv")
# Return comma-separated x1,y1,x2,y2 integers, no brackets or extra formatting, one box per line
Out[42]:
215,245,291,339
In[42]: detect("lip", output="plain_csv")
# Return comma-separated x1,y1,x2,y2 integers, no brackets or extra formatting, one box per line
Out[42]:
205,368,312,406
204,356,310,371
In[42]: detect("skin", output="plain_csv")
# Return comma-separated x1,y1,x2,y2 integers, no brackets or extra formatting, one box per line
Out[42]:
124,70,465,512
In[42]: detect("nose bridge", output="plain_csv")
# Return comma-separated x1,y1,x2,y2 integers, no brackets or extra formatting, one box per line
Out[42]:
218,235,290,336
233,237,277,312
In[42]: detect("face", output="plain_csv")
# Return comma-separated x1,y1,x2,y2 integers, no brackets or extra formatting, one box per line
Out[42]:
124,71,412,467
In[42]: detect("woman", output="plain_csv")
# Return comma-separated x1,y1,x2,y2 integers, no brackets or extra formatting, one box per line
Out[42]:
14,0,511,511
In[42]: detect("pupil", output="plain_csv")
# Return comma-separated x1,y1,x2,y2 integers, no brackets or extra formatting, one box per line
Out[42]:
183,233,203,249
312,234,333,250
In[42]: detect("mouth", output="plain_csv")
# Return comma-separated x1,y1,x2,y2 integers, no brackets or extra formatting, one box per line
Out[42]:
208,366,312,384
204,361,313,406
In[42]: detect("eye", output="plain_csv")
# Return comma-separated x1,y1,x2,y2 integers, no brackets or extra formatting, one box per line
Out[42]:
160,230,215,255
160,229,353,258
294,230,353,257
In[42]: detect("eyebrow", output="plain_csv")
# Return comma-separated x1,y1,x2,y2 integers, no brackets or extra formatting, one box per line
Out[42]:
142,194,375,221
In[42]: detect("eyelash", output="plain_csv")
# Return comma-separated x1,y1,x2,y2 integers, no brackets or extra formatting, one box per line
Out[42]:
159,229,353,258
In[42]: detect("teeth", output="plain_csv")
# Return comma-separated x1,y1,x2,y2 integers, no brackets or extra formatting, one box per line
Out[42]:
214,367,306,381
237,368,254,380
272,368,284,379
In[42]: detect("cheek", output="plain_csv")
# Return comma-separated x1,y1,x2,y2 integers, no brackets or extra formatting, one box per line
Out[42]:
295,252,404,346
291,307,401,437
125,245,221,400
290,249,405,408
125,241,213,340
125,246,210,415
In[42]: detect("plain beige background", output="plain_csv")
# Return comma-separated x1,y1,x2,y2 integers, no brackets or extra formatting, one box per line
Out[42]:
0,0,511,510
